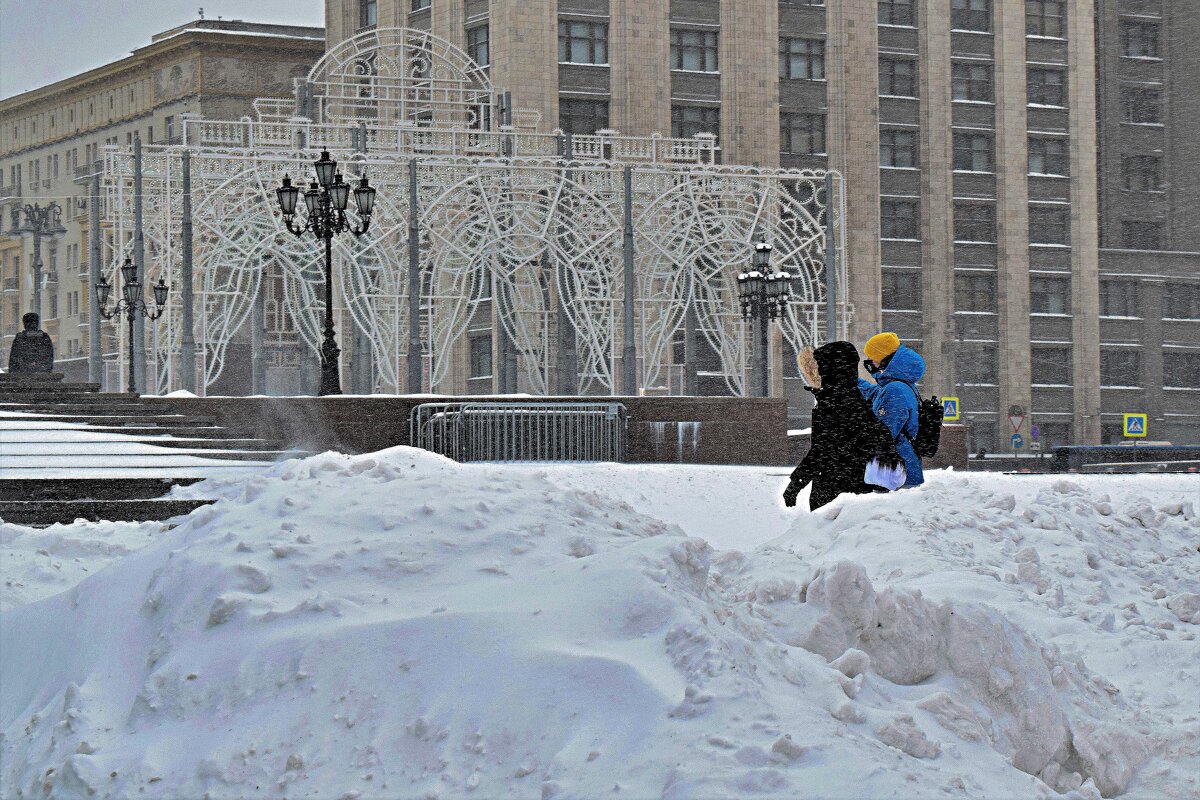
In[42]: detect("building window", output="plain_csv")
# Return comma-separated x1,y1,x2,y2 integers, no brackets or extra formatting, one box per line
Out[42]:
1030,276,1070,314
1028,137,1069,176
878,0,915,26
1163,352,1200,387
969,420,997,452
1027,67,1066,106
1099,280,1140,318
559,21,608,64
412,0,431,9
165,115,176,142
880,129,917,168
779,38,825,80
952,63,993,102
559,99,610,135
1030,206,1070,245
1100,350,1140,387
470,336,492,378
467,26,489,67
879,58,917,97
781,113,825,155
1037,422,1072,448
1122,156,1162,192
953,131,993,172
1163,284,1200,319
672,29,719,72
955,273,997,312
880,199,920,239
1121,221,1161,250
1032,346,1072,385
360,0,378,27
49,294,58,320
1122,87,1162,124
954,203,996,243
671,105,719,139
882,270,921,310
951,0,992,32
1120,20,1159,58
1026,0,1064,37
957,343,998,385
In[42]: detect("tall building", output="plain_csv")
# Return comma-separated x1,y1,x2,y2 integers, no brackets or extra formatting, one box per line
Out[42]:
0,19,325,382
338,0,1200,447
1095,0,1200,445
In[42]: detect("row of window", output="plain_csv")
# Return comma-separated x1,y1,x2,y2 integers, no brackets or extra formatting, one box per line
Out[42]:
881,199,1071,245
883,273,1200,320
878,0,1065,37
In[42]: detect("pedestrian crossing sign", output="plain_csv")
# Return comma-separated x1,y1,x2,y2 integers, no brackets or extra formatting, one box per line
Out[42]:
942,397,960,421
1123,413,1148,438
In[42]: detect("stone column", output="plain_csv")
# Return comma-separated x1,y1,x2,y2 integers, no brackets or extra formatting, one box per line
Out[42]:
610,0,671,137
1142,279,1165,430
826,0,882,347
993,1,1032,448
918,0,956,396
1068,0,1102,444
432,0,467,51
489,0,558,132
719,0,780,167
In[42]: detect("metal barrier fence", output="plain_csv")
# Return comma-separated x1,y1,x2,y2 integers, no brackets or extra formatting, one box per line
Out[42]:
410,402,628,463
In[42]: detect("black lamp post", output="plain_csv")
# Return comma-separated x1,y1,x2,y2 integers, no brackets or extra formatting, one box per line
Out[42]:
274,149,377,396
737,238,792,398
96,258,169,394
16,201,67,319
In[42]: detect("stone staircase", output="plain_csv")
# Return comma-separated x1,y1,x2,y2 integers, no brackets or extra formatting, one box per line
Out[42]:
0,373,308,527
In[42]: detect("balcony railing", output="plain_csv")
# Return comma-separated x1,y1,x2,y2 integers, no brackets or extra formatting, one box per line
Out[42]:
179,117,721,166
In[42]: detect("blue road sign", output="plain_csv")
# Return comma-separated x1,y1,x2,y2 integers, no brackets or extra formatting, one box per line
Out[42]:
1123,414,1147,438
1031,424,1040,439
1012,433,1024,449
942,397,960,421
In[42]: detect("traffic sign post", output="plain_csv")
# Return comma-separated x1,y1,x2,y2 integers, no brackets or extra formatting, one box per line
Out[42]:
942,397,961,422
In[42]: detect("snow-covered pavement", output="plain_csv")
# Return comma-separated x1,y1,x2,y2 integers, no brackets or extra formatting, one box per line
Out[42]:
1,450,1196,799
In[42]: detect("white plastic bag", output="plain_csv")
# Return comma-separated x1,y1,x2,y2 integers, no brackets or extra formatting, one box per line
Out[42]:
865,458,907,490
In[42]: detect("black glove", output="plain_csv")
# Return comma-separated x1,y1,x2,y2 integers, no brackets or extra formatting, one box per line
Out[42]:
863,359,878,374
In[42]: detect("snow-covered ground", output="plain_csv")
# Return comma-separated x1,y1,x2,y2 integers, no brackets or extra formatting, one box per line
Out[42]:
1,450,1196,799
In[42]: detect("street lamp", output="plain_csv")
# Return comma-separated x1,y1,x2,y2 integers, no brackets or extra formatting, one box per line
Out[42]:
95,258,169,394
274,149,377,396
15,202,67,319
737,238,792,398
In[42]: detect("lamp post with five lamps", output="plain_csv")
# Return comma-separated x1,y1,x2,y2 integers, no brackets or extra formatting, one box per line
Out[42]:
737,238,792,398
14,202,67,319
95,258,169,394
273,149,377,396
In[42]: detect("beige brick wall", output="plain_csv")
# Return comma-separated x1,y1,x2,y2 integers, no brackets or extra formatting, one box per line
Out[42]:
918,0,955,396
827,0,881,347
489,0,558,132
994,0,1032,441
1069,0,1101,444
610,0,671,137
432,0,467,51
719,0,780,167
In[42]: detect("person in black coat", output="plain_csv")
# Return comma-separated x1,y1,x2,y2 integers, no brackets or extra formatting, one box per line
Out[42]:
7,313,54,373
783,341,902,511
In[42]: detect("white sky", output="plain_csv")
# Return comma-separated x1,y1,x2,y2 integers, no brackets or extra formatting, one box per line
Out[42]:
0,0,325,100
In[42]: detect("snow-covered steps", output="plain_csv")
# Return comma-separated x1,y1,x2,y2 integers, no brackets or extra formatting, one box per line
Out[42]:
0,498,213,526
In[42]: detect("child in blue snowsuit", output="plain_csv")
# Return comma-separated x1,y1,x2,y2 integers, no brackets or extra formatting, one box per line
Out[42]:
859,333,926,488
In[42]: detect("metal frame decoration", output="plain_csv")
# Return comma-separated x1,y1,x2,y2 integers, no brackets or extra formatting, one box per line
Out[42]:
96,28,848,397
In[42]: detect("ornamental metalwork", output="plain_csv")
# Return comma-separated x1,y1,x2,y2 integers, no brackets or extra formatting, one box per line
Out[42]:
96,28,848,397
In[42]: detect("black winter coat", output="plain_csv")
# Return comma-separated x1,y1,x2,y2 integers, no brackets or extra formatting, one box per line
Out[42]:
785,381,899,511
7,330,54,373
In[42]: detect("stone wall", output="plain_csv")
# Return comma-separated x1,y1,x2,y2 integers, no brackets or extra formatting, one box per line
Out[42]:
159,395,790,465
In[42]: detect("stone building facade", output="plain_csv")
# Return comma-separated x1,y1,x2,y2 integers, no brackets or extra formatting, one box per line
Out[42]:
0,19,325,383
323,0,1198,446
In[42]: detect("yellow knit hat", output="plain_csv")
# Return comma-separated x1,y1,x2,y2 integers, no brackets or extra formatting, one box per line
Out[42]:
864,332,901,363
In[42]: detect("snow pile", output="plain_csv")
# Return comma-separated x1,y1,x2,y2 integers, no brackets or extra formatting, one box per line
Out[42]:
1,452,1197,799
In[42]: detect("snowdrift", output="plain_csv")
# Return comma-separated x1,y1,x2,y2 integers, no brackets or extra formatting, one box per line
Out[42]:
1,450,1197,799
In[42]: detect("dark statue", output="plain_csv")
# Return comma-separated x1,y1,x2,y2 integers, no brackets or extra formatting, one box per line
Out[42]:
7,313,54,373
